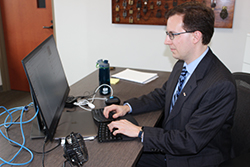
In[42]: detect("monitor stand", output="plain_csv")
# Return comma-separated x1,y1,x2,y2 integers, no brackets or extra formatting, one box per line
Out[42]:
30,117,45,139
29,89,46,139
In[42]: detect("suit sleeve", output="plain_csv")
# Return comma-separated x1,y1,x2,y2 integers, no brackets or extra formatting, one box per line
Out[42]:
126,80,167,114
126,60,183,114
142,80,236,155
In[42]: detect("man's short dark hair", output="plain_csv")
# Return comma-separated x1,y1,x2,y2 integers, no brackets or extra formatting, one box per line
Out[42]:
166,2,214,45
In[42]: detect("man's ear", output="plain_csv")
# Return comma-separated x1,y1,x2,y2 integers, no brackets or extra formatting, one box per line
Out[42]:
192,31,202,44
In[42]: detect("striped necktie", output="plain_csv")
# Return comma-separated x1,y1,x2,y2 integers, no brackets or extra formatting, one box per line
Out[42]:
171,66,188,110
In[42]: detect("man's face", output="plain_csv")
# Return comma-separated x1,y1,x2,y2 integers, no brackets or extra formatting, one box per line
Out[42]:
164,14,193,62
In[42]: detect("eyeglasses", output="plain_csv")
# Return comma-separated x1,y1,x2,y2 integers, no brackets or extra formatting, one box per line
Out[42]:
166,30,195,40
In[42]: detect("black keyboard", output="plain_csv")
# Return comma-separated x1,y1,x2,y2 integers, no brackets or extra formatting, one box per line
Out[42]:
97,114,139,143
98,122,123,142
91,108,115,123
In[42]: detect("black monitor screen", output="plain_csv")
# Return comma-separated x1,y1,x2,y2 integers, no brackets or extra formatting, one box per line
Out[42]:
22,35,70,140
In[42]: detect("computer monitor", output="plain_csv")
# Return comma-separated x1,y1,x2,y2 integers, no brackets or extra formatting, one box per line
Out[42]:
22,35,70,141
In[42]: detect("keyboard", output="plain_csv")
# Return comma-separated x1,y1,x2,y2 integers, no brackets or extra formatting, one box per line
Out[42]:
97,114,139,143
91,108,115,123
98,122,124,142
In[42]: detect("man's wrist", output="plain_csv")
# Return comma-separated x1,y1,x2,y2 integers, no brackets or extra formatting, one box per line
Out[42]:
124,103,132,113
138,126,144,142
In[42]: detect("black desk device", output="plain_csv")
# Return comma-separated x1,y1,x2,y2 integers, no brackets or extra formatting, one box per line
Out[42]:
105,96,120,106
92,108,115,123
97,114,138,143
63,132,88,166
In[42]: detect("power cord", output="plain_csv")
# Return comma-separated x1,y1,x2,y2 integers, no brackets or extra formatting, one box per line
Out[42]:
91,84,114,103
73,84,114,111
63,160,73,167
5,126,61,154
42,136,47,167
1,104,62,167
0,103,38,166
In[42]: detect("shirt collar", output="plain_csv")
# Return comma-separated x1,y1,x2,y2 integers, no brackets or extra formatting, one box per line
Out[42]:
184,47,209,75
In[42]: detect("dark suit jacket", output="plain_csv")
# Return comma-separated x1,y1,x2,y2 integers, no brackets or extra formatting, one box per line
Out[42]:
127,48,237,167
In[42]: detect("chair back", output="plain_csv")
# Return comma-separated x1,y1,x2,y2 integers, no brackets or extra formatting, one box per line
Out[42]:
231,72,250,157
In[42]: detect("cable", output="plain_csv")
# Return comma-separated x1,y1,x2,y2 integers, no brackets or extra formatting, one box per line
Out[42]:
42,136,47,167
4,123,61,155
0,103,38,166
91,84,114,103
31,140,61,155
73,84,114,111
0,103,35,166
63,160,73,167
75,104,92,112
87,97,107,101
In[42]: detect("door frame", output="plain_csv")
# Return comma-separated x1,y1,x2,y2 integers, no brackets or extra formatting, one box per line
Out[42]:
0,0,56,92
0,7,10,91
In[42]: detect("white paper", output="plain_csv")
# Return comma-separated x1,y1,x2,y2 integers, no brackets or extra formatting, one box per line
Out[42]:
111,69,159,84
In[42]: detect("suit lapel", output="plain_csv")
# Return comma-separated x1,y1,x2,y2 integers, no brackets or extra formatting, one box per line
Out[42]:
164,48,214,124
167,75,197,121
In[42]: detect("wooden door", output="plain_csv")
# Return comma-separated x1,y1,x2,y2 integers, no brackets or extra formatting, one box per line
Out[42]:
0,0,53,91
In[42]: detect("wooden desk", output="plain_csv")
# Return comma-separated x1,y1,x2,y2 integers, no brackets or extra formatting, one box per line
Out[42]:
0,67,170,167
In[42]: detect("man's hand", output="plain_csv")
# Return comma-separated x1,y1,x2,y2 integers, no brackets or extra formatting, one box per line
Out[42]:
108,119,142,138
103,104,130,119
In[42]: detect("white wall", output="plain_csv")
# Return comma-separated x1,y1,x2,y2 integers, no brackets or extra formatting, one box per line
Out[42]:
242,34,250,72
54,0,250,86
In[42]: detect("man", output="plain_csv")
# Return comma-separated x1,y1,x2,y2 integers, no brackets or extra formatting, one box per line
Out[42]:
104,2,237,167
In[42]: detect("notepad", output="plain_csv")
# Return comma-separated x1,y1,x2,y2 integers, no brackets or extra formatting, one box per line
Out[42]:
112,69,158,84
110,78,120,85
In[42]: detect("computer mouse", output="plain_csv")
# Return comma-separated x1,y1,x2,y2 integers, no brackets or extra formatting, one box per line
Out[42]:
105,96,121,106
